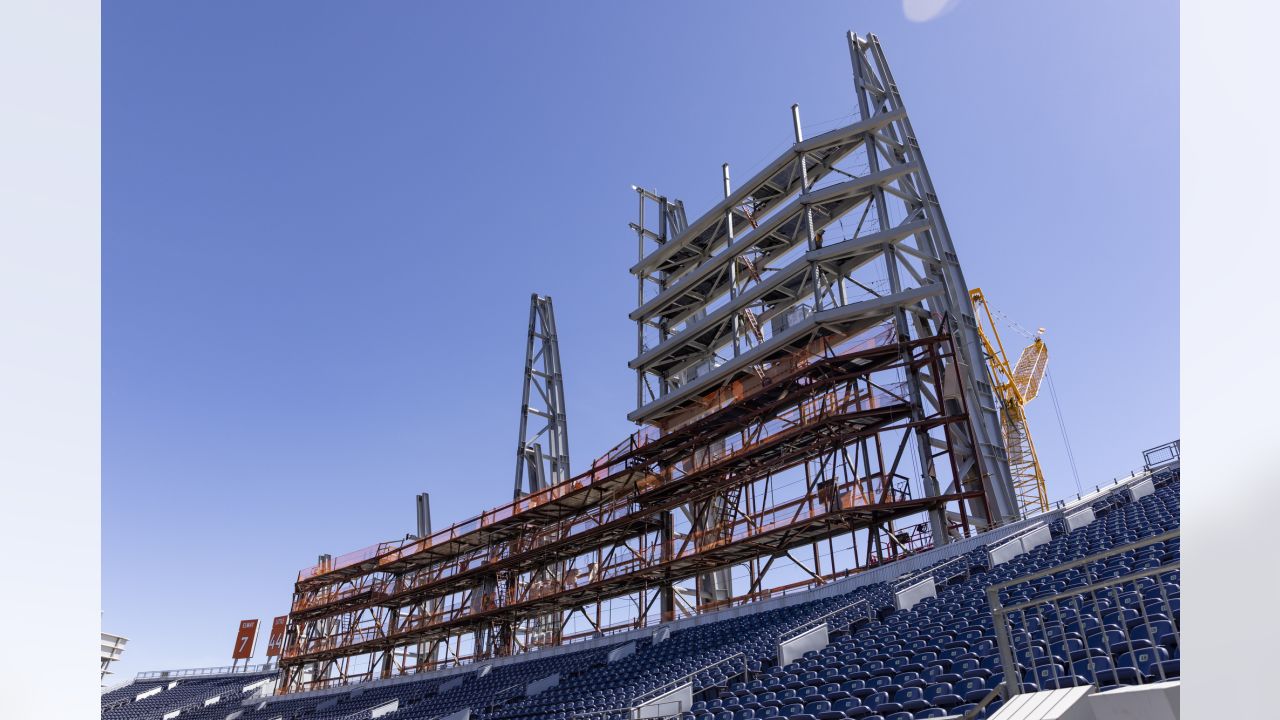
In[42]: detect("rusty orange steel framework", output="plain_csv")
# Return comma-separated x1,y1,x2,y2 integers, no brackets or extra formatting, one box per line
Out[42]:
277,326,992,693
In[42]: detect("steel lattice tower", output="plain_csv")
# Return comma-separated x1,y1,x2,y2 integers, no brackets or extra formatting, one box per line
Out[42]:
513,294,571,498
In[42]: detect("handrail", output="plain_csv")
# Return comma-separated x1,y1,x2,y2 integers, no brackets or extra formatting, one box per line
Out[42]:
987,529,1181,699
779,597,870,644
987,529,1179,594
484,683,524,711
338,700,398,720
999,559,1181,617
991,559,1182,700
569,698,685,720
165,687,252,719
101,676,137,695
963,682,1006,719
890,551,974,591
296,340,913,587
297,428,655,582
630,651,747,708
986,522,1046,554
136,661,278,680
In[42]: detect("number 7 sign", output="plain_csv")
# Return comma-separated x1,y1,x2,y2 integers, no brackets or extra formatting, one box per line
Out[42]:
232,619,259,660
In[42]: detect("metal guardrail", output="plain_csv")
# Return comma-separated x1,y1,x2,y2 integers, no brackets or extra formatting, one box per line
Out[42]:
483,682,525,713
986,522,1046,554
136,661,279,680
779,597,871,644
163,679,272,717
336,704,386,720
987,529,1180,699
962,682,1006,720
100,676,138,695
164,690,239,719
573,698,685,720
629,651,749,711
891,550,977,591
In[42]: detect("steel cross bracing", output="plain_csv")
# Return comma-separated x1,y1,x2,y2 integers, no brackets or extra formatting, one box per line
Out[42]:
277,331,988,693
514,294,571,498
628,32,1018,536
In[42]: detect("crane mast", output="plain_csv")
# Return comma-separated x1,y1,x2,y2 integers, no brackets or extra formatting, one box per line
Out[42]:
969,288,1050,518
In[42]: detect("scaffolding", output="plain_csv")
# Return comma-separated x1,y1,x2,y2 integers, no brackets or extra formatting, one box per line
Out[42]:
279,330,989,691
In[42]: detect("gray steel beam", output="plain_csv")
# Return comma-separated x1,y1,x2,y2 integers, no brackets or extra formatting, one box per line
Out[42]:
632,111,907,280
631,165,920,326
629,219,932,376
628,285,941,424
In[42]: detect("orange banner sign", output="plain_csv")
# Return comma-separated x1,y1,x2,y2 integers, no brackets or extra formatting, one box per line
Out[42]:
232,619,259,660
265,616,287,657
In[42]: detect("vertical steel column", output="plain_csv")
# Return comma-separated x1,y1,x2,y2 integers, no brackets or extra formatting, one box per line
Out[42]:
724,163,740,358
989,588,1019,699
846,40,947,544
847,31,1019,526
792,105,825,312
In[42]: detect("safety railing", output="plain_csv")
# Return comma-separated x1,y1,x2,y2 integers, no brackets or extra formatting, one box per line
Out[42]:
483,683,525,713
164,688,253,718
963,682,1006,720
288,469,911,657
987,529,1180,699
986,522,1045,555
135,661,278,680
570,699,684,720
297,342,910,587
100,676,137,695
630,651,750,711
890,550,977,592
779,597,871,645
296,430,656,583
293,576,392,614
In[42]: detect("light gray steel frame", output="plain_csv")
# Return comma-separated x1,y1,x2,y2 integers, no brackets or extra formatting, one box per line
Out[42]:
628,32,1019,539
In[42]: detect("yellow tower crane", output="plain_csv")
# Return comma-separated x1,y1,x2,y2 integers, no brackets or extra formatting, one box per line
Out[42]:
969,288,1050,518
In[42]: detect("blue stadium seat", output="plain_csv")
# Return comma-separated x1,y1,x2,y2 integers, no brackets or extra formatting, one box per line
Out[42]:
894,686,930,712
1119,647,1171,676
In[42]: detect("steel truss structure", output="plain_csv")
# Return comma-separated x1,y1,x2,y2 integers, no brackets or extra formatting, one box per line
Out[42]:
275,31,1018,694
514,294,571,498
278,329,989,692
629,32,1017,532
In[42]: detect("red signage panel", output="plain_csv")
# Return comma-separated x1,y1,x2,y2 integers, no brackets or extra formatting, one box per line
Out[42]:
232,619,259,660
265,615,288,657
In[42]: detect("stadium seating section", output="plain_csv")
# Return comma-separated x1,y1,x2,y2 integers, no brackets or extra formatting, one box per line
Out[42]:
102,673,276,720
104,471,1179,720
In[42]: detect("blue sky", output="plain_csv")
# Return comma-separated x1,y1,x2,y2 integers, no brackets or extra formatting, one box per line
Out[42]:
103,1,1177,678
